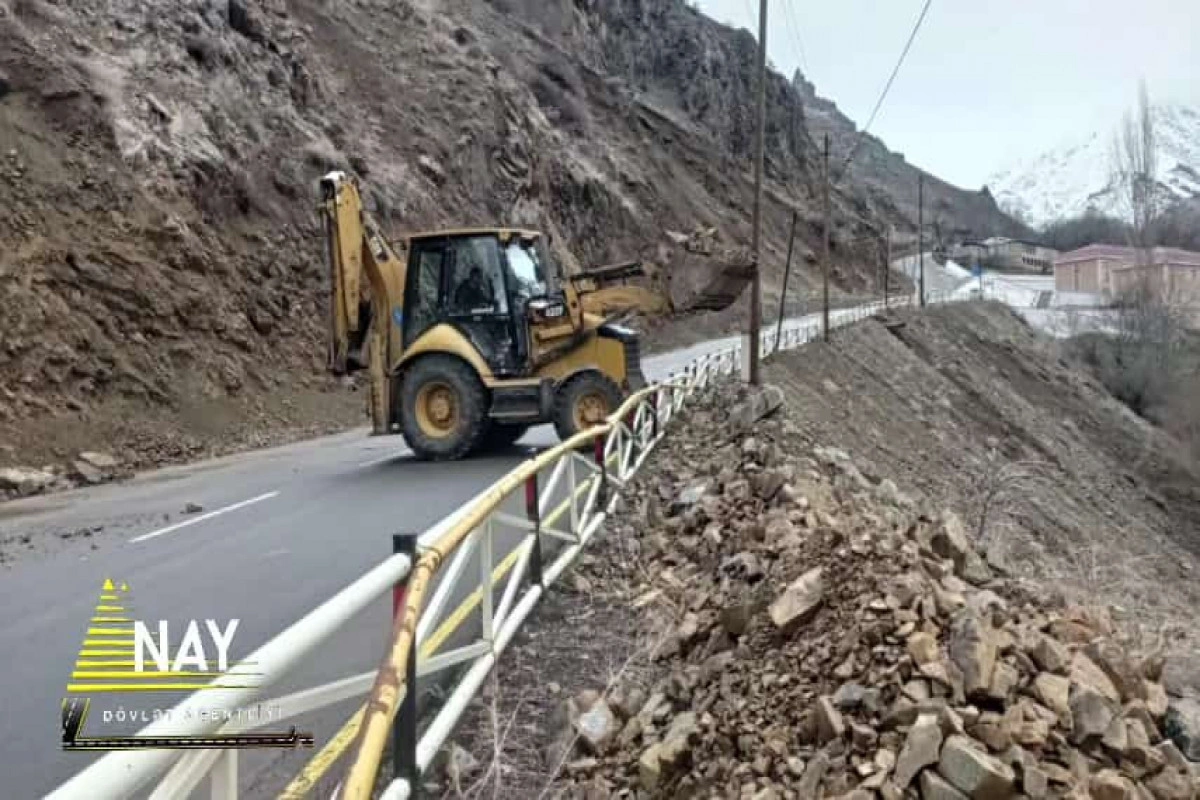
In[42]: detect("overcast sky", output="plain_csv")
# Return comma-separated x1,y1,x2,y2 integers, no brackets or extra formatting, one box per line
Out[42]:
696,0,1200,190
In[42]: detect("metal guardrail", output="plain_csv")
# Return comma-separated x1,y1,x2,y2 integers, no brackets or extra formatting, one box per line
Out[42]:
47,291,972,800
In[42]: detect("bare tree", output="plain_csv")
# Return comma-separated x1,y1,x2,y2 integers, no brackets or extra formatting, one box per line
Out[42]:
1110,81,1159,256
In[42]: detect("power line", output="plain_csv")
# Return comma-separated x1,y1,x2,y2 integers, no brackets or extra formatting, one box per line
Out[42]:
782,0,809,75
837,0,933,180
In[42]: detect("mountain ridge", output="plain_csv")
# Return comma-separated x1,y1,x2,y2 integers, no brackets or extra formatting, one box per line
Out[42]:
987,103,1200,227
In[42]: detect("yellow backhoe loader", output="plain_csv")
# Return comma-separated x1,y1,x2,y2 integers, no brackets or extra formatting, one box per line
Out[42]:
319,172,647,460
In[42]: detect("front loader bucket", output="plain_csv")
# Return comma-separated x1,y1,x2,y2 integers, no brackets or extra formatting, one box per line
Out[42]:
661,228,755,313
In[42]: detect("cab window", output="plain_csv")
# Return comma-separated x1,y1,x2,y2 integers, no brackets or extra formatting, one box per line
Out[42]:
447,236,508,316
404,242,445,346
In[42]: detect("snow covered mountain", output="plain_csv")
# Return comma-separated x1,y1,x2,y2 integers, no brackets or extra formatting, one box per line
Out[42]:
986,104,1200,227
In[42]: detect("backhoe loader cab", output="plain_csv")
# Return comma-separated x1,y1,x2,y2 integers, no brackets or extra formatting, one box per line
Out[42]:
319,172,645,461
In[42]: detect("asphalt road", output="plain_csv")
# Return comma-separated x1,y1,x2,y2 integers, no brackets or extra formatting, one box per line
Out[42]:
0,311,847,799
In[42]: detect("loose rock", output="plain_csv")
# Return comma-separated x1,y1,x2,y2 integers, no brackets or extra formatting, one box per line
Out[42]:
768,567,824,630
938,735,1016,799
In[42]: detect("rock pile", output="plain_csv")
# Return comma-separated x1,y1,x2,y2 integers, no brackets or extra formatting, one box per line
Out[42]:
550,385,1199,799
0,451,125,499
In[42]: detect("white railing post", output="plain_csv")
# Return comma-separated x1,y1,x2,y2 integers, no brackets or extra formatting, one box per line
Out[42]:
480,521,494,643
210,751,237,800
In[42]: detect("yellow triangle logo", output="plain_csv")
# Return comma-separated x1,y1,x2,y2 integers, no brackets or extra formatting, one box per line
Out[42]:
103,578,115,591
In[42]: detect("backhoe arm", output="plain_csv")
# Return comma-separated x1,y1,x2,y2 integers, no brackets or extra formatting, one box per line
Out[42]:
319,171,406,374
318,171,407,433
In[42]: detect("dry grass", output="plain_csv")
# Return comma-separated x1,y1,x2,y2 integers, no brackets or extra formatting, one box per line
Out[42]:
430,520,680,800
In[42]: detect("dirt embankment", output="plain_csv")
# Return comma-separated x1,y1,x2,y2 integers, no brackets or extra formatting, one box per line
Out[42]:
427,303,1200,799
0,0,1016,492
762,302,1200,630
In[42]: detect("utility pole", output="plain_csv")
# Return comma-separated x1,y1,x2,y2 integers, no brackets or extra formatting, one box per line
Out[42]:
775,208,798,351
747,0,768,385
884,225,892,309
822,133,831,341
918,174,925,308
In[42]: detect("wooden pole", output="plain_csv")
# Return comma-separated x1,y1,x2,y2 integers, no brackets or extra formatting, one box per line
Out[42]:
822,133,831,341
775,208,798,351
748,0,768,385
884,225,892,309
918,174,926,308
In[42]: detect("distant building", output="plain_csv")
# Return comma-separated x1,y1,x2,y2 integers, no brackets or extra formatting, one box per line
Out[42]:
1053,244,1135,295
1055,244,1200,305
953,240,987,264
979,237,1059,273
1110,247,1200,305
953,237,1057,272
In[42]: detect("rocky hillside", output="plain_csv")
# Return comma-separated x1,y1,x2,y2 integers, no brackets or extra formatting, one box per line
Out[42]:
435,353,1200,799
0,0,1023,481
793,71,1034,244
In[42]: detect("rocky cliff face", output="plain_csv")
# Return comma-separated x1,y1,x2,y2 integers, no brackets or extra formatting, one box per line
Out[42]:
792,70,1033,244
0,0,1023,475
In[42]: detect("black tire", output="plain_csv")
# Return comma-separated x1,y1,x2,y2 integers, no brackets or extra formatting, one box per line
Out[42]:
399,355,489,461
552,371,623,443
476,423,530,453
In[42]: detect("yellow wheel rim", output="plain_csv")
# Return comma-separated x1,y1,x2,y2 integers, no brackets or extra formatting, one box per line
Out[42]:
572,391,609,431
415,382,459,439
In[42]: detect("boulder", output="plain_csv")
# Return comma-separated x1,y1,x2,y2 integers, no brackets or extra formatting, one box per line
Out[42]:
637,712,698,790
0,466,55,495
768,567,824,630
929,511,972,562
78,451,119,470
1085,640,1144,702
1164,696,1200,761
673,481,710,514
937,735,1016,799
908,631,940,665
894,713,943,788
1145,681,1170,719
1070,685,1117,744
1029,634,1070,674
1071,651,1121,704
815,696,846,743
922,768,972,800
1089,769,1135,800
1022,763,1050,799
1033,673,1072,722
987,662,1020,703
948,609,998,700
729,384,785,432
797,750,830,799
72,460,105,484
1144,768,1195,800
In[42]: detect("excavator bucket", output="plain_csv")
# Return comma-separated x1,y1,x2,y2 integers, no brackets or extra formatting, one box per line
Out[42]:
658,227,755,313
575,227,754,319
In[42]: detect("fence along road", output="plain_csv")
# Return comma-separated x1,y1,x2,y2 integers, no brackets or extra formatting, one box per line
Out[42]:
45,294,958,799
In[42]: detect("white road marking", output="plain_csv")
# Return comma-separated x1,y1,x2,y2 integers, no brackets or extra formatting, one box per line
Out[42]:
129,492,280,544
357,452,401,469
